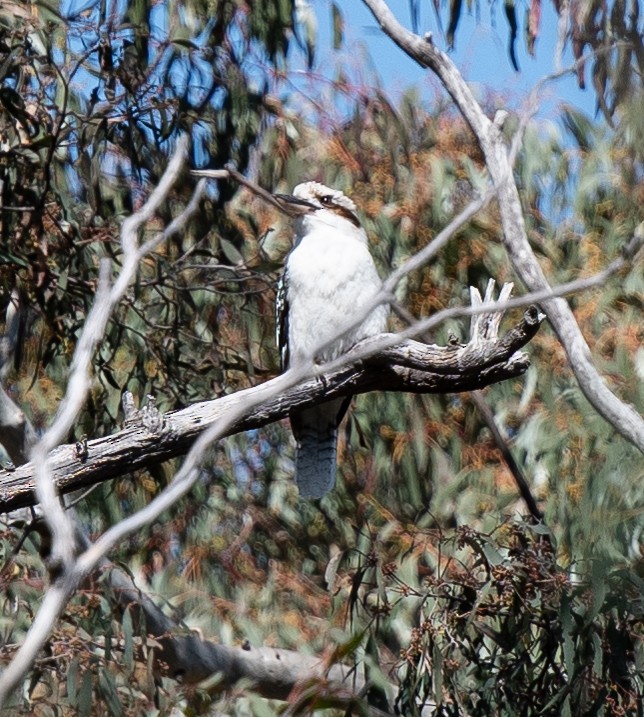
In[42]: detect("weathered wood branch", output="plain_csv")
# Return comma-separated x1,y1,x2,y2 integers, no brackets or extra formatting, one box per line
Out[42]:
0,306,542,514
105,560,365,700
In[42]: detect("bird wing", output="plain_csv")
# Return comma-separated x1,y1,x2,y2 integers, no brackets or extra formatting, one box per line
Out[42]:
277,267,356,498
275,271,290,372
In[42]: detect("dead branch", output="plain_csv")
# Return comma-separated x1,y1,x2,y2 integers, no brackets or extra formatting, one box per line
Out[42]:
0,303,542,515
0,135,205,707
105,558,367,700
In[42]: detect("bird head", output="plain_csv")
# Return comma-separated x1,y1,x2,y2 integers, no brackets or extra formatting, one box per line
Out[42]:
273,181,361,232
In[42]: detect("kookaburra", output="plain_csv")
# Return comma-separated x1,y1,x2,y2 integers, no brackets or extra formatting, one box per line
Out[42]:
275,182,388,498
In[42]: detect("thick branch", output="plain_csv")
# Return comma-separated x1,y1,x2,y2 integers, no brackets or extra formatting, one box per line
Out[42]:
105,561,364,700
0,308,541,514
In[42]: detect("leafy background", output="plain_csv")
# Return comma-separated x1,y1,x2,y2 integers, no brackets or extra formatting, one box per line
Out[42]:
0,0,642,714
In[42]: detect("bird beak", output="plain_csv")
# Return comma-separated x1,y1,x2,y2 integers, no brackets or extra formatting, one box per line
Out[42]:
272,193,317,216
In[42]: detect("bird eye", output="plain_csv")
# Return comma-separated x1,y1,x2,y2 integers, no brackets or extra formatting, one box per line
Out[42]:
320,195,333,206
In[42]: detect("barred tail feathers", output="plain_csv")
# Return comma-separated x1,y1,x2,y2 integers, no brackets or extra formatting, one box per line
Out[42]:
296,425,337,498
291,399,348,498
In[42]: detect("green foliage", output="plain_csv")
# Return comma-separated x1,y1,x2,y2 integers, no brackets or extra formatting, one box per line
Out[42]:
0,0,303,438
394,522,644,716
426,0,643,118
0,2,643,715
0,558,174,715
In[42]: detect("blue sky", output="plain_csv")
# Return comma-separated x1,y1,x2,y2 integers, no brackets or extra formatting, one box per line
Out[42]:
308,0,597,121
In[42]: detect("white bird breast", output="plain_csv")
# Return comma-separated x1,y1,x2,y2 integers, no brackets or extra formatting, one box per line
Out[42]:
285,220,387,363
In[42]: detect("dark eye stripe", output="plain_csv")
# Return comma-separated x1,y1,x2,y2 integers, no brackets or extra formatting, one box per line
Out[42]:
329,203,361,228
313,192,361,227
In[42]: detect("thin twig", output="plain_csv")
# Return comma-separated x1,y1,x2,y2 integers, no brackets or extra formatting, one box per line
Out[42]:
470,390,543,523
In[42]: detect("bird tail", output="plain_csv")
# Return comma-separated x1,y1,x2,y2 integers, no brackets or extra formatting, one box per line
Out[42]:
291,400,348,499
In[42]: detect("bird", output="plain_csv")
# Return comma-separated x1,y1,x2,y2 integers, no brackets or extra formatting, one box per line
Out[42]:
275,181,388,498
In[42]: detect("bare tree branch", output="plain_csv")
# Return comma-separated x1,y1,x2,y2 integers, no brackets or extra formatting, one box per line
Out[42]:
0,301,541,515
2,222,639,516
191,167,318,215
470,389,544,522
0,135,204,706
0,288,20,379
103,556,368,700
361,0,644,452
